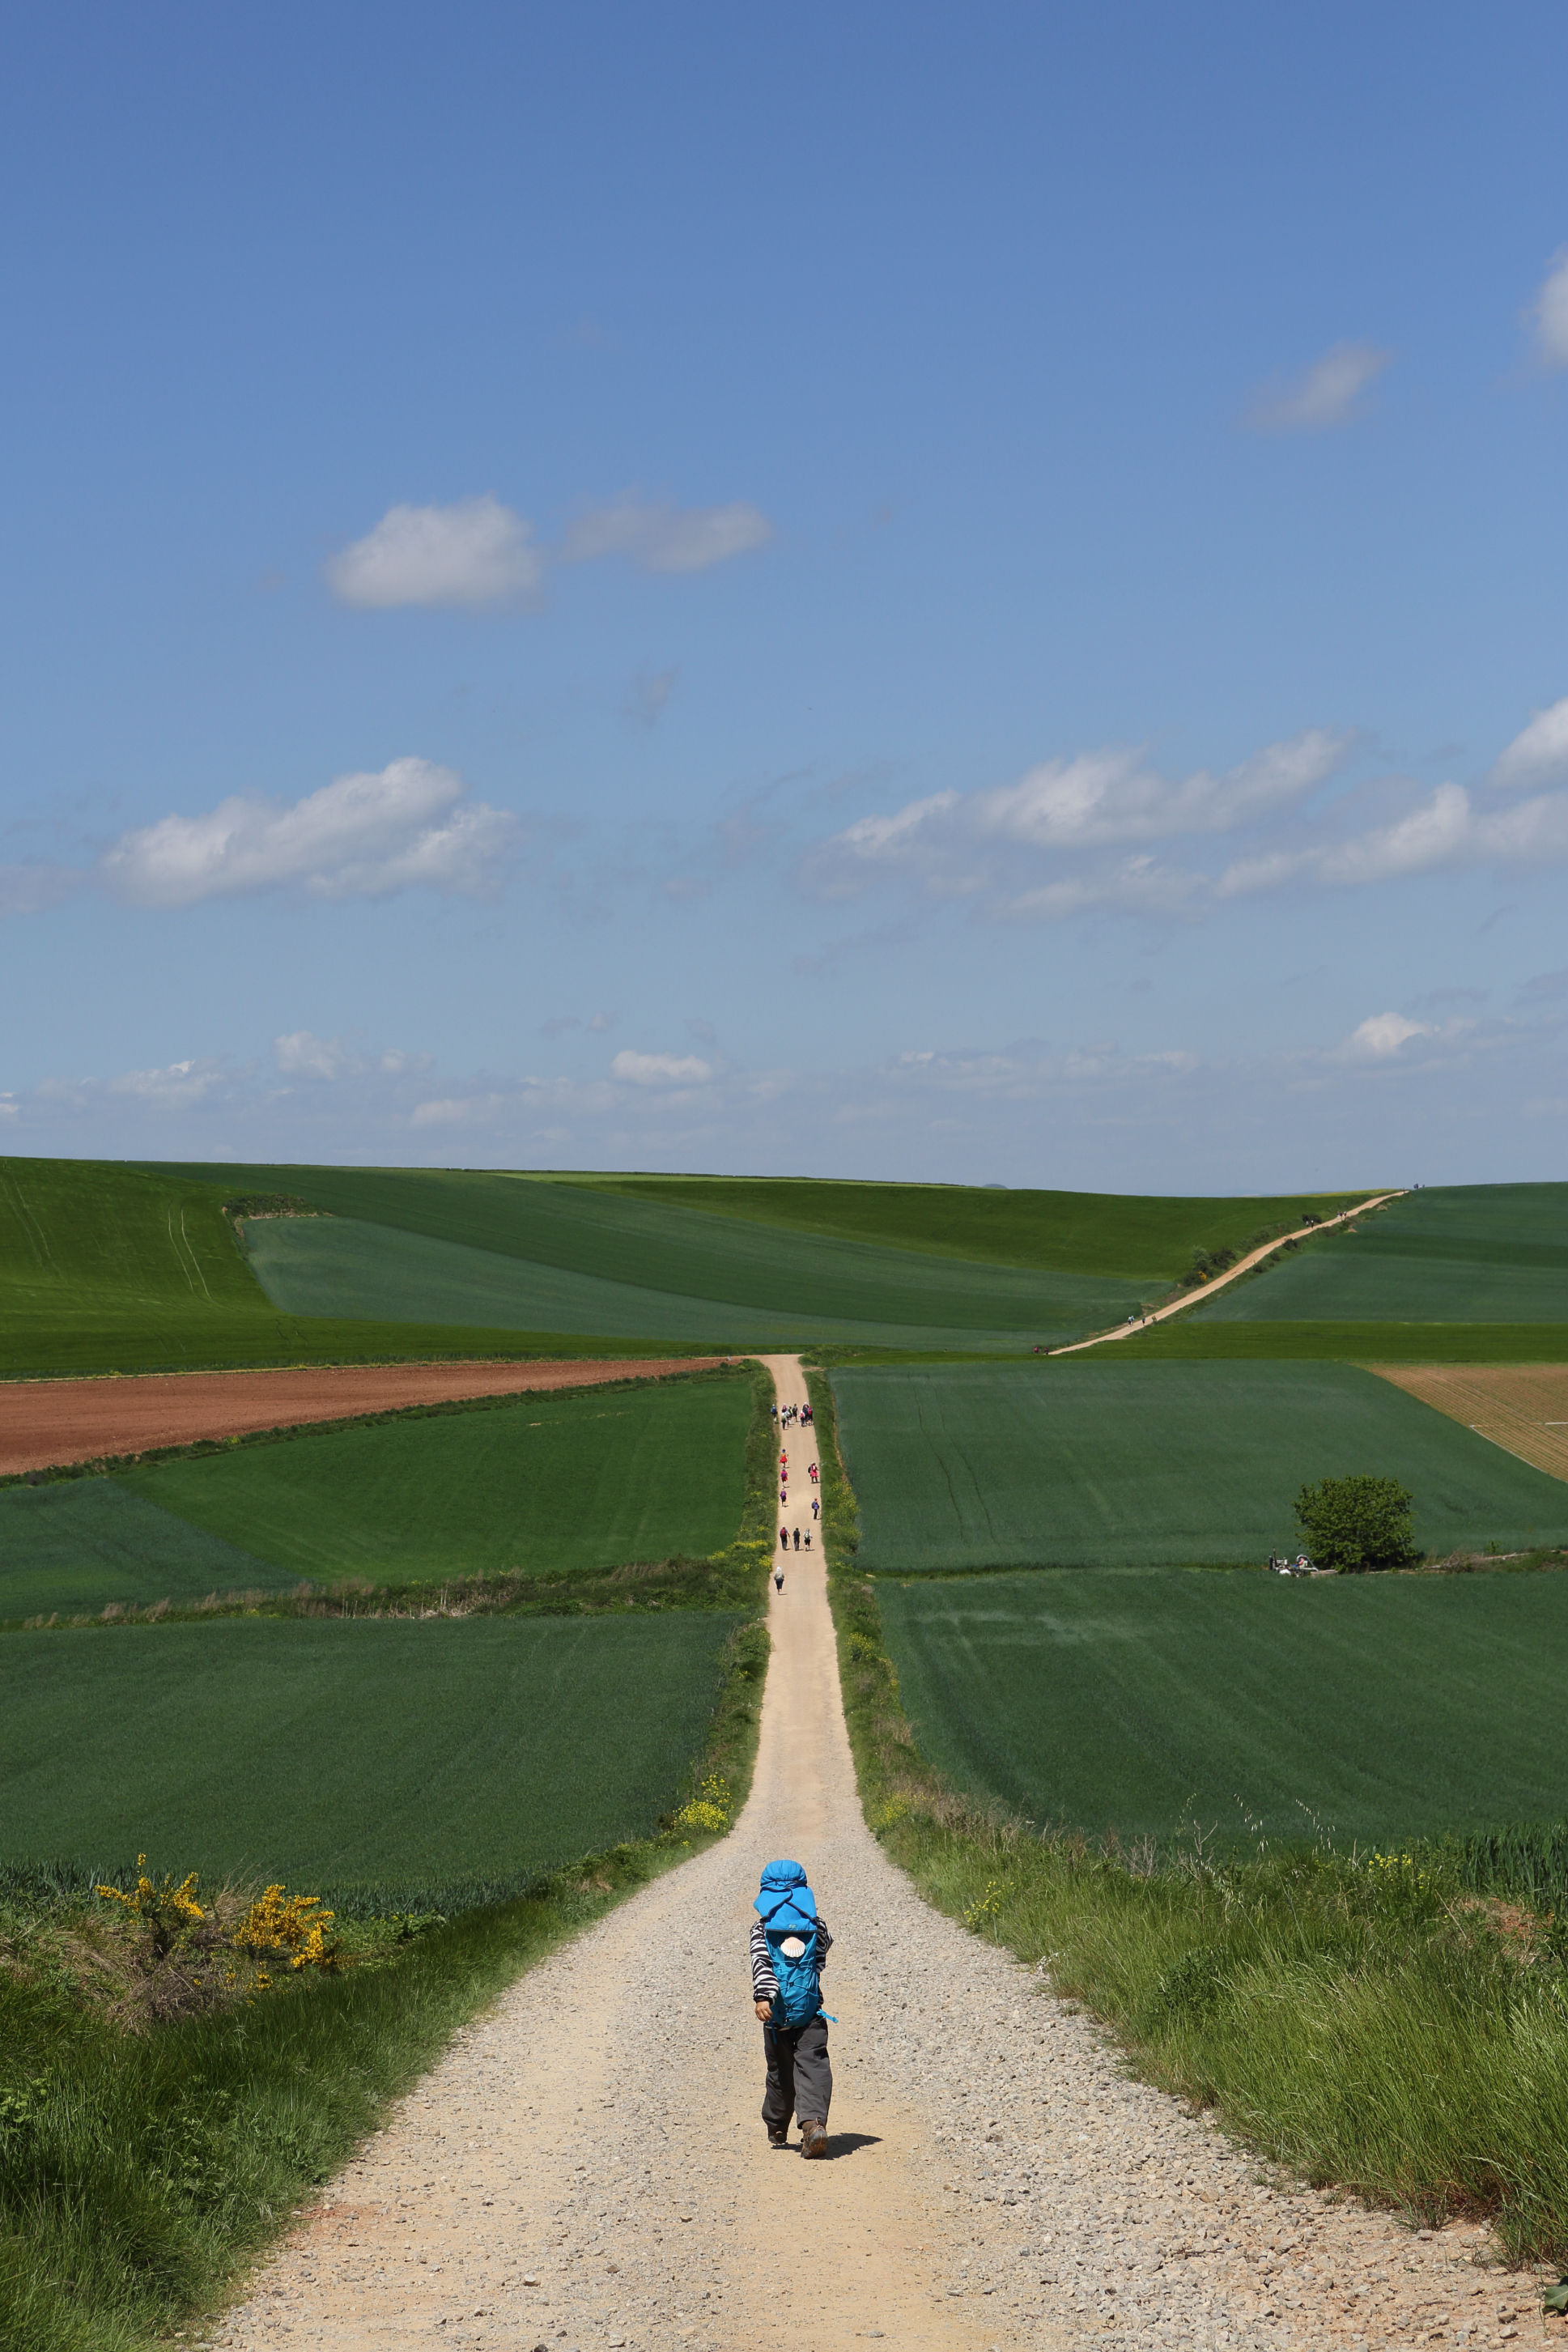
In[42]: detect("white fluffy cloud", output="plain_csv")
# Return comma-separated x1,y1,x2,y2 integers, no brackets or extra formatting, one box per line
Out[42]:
806,708,1568,925
1336,1012,1433,1061
1244,341,1392,431
610,1049,714,1087
325,491,773,608
812,729,1349,906
325,495,544,609
562,495,772,574
1489,695,1568,789
1531,249,1568,370
99,759,518,906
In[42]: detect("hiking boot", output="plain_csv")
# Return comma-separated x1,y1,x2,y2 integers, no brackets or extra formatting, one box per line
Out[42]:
767,2128,789,2147
800,2118,827,2159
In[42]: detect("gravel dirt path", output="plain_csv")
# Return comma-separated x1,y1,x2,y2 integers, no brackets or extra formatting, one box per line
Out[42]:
0,1359,723,1476
211,1354,1540,2352
1052,1195,1404,1354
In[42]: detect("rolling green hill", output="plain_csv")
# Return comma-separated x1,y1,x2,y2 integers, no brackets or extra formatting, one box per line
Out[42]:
147,1160,1150,1337
0,1155,724,1376
0,1154,1444,1377
1190,1184,1568,1323
877,1565,1568,1847
834,1359,1568,1569
240,1209,1143,1350
139,1159,1386,1350
563,1172,1378,1276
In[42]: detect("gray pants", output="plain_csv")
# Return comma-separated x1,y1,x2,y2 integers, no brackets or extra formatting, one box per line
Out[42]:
762,2016,832,2133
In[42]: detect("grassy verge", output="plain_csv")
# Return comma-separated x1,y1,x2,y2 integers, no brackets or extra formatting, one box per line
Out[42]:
804,1364,1568,2271
0,1378,774,2350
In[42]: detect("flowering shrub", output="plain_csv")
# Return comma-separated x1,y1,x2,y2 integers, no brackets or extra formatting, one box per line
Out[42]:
94,1857,343,1993
97,1857,206,1958
671,1772,733,1835
235,1886,342,1971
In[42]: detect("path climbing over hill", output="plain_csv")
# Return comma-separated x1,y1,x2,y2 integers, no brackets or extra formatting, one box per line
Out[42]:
214,1353,1522,2352
1052,1193,1405,1355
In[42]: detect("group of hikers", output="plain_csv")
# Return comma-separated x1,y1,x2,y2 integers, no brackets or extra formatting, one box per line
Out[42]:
774,1422,820,1589
771,1400,813,1428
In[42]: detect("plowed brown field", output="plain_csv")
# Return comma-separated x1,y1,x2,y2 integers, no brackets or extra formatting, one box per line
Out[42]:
1368,1363,1568,1483
0,1358,725,1477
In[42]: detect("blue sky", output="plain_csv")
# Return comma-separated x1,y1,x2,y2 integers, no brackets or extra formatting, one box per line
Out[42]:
2,2,1564,1189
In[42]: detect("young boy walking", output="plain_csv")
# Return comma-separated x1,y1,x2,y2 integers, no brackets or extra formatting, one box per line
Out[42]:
750,1859,833,2157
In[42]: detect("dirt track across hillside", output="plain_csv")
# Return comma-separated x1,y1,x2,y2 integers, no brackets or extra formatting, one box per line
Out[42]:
0,1358,723,1476
1368,1362,1568,1483
210,1355,1530,2352
1052,1193,1405,1354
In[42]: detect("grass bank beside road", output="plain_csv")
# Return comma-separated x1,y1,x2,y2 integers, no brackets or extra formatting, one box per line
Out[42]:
806,1364,1568,2272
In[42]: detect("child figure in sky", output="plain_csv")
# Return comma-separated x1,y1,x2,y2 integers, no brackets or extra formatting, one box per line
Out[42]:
750,1858,833,2156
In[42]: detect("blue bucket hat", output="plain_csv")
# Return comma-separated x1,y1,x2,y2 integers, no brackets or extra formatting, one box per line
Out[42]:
754,1858,818,1937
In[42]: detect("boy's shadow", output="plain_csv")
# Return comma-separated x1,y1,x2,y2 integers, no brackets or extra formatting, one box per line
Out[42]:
818,2131,881,2160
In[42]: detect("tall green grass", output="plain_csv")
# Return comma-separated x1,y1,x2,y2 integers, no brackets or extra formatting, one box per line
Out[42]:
806,1364,1568,2269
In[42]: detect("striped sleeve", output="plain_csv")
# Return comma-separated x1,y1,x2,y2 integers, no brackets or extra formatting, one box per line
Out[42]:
749,1916,833,2003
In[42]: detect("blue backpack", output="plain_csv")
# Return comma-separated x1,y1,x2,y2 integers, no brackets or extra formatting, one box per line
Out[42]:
755,1860,825,2029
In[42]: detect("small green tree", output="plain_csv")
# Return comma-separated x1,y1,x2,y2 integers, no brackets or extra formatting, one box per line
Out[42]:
1294,1474,1417,1572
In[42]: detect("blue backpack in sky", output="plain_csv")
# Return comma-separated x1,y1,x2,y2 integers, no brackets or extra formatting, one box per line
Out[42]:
755,1859,825,2029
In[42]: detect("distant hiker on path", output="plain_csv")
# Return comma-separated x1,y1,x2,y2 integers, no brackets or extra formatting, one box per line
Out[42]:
751,1859,833,2158
774,1566,784,1593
